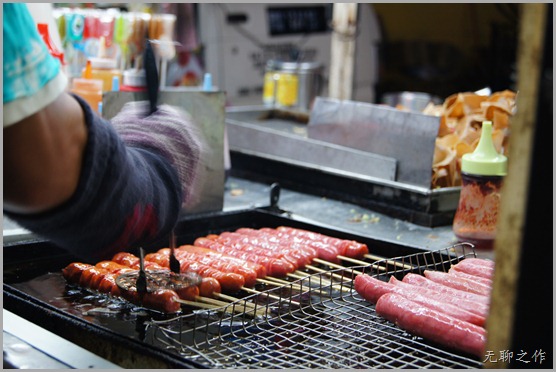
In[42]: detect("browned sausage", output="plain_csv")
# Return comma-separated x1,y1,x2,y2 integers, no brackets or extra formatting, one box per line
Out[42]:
62,262,93,283
199,277,222,298
174,285,200,302
79,266,109,289
160,248,257,288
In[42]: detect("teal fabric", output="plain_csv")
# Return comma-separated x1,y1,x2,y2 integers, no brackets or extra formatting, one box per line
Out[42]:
3,3,61,104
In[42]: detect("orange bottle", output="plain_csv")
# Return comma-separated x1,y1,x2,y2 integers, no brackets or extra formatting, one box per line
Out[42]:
70,78,103,114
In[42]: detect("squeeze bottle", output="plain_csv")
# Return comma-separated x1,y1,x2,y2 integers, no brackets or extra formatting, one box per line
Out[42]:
452,121,507,250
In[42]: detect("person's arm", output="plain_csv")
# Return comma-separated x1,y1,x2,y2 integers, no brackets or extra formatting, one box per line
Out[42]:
3,3,203,262
4,94,203,262
4,92,87,214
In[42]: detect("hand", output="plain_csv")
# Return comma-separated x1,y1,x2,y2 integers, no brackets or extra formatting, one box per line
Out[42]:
110,101,204,208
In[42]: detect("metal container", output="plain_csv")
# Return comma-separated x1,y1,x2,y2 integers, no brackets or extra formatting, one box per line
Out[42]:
226,106,461,227
263,60,323,111
382,91,441,112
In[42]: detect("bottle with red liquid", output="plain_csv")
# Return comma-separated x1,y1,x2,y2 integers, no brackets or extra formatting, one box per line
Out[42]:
452,121,507,250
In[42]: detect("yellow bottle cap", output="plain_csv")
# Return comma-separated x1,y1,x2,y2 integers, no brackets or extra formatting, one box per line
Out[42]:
461,121,507,176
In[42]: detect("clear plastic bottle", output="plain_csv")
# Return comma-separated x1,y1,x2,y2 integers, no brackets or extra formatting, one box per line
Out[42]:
452,121,507,250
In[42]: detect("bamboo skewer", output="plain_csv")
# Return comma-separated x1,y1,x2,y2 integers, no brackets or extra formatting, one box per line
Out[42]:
255,278,288,286
215,292,252,305
305,265,351,282
287,271,335,286
175,298,220,310
337,255,387,272
363,253,388,261
241,286,282,302
313,258,365,276
215,294,266,315
255,277,329,296
194,295,234,307
363,254,414,270
292,270,337,284
241,286,301,307
176,297,266,316
291,269,352,294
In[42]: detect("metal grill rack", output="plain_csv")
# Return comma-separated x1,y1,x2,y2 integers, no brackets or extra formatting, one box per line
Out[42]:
147,242,484,369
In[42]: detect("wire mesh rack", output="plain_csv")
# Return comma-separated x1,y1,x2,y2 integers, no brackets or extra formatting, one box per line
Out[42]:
146,242,485,369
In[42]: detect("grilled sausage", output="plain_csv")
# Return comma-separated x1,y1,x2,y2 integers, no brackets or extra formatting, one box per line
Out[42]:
401,273,490,305
142,289,182,313
120,286,182,314
96,260,137,274
232,229,316,268
451,258,494,280
62,263,181,313
111,252,139,268
354,274,485,327
79,266,109,289
235,228,317,268
174,285,200,302
194,237,295,277
63,261,183,313
276,226,369,260
146,251,246,293
258,227,345,264
181,261,245,293
448,268,493,287
98,273,122,297
199,277,222,297
424,270,492,297
390,276,489,318
157,248,258,288
111,252,168,271
62,262,93,283
376,293,487,358
178,244,267,278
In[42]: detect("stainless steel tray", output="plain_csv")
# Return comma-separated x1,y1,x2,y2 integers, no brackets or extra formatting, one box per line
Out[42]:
226,107,461,227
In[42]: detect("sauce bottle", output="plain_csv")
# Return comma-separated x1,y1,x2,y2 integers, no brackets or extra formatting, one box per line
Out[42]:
452,121,507,250
82,36,122,92
86,56,122,92
70,78,103,114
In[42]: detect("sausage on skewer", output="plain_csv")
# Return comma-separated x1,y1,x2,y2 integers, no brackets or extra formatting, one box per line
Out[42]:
112,252,222,299
62,262,183,313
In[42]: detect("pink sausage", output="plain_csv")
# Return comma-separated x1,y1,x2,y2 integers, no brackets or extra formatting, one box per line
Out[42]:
390,276,489,319
451,258,494,280
424,270,492,297
354,274,485,327
448,268,493,287
401,273,490,305
375,293,487,358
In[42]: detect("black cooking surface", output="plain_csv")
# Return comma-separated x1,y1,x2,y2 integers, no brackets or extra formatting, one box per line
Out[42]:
3,208,482,369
